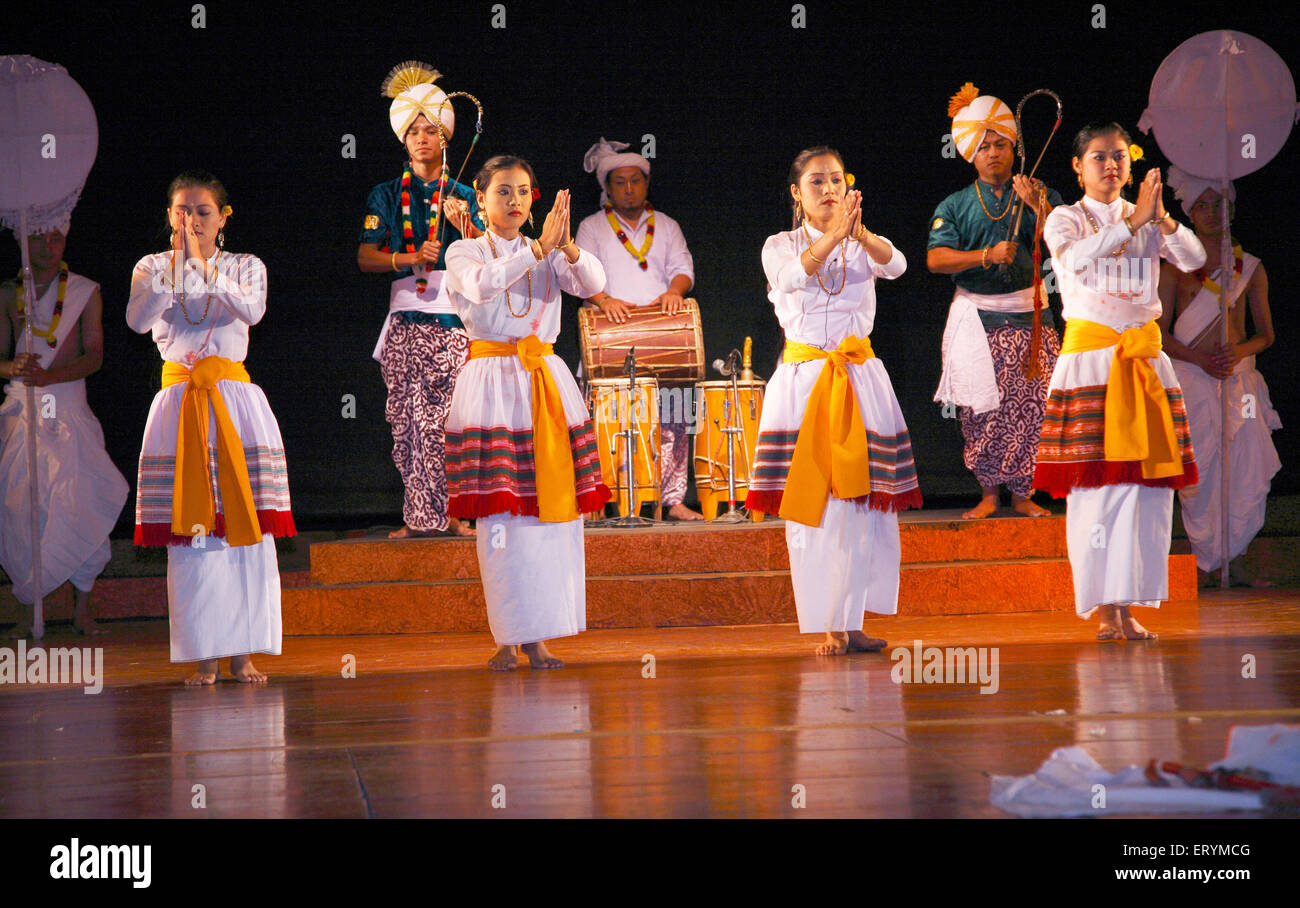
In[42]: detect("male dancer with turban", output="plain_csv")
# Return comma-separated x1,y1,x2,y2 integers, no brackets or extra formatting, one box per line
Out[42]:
929,83,1062,519
1157,167,1279,586
576,138,701,520
357,62,483,537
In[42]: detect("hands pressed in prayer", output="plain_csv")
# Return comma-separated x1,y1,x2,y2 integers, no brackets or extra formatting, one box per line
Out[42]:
827,189,862,242
1132,168,1165,227
173,210,204,264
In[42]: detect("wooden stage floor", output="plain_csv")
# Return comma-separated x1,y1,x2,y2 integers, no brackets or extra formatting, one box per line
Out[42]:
1,589,1297,819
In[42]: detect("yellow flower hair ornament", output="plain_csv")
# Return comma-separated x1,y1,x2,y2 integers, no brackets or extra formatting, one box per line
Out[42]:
221,205,233,217
845,173,856,187
1128,144,1144,162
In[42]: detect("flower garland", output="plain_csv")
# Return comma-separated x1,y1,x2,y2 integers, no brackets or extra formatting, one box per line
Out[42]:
401,164,447,292
1195,243,1244,297
605,202,654,271
15,261,68,348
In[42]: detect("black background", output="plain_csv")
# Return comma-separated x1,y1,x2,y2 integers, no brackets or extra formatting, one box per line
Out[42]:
7,0,1298,530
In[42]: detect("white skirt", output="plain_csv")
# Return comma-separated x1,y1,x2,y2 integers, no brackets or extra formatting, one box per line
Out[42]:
0,381,128,603
476,512,585,645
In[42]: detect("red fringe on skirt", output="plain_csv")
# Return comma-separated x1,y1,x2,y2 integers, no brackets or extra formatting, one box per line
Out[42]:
449,485,612,520
744,487,923,515
135,509,298,547
1033,460,1199,499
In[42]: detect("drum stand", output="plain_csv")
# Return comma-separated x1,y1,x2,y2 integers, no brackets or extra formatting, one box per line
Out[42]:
595,348,657,528
713,350,750,524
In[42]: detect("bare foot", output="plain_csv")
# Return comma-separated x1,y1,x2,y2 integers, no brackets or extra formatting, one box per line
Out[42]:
185,659,219,686
1011,495,1050,518
488,645,518,671
962,494,998,520
1096,604,1124,642
1117,606,1157,641
521,641,564,669
229,654,269,684
846,630,888,652
388,524,439,539
448,517,476,537
666,503,704,521
816,631,849,656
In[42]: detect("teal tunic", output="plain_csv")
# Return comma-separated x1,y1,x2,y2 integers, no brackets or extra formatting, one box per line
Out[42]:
927,180,1063,326
360,167,483,274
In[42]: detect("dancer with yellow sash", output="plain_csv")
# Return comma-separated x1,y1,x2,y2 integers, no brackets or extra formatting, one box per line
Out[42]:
1035,124,1204,640
128,172,295,684
745,147,921,656
444,156,610,671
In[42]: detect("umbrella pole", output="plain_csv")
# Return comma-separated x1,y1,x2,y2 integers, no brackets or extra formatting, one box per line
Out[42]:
17,209,45,638
1217,184,1231,590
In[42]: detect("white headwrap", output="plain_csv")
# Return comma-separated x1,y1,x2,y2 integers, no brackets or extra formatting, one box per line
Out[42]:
1166,165,1236,211
948,83,1017,164
583,137,650,204
382,62,454,143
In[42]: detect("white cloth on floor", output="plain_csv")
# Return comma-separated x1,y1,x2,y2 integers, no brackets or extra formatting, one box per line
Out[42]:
1066,483,1173,617
167,534,281,662
476,512,585,645
992,724,1300,817
786,500,900,631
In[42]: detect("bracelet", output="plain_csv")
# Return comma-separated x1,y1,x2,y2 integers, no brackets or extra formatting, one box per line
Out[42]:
981,246,990,269
1123,216,1137,236
391,252,400,271
532,240,545,261
806,246,825,264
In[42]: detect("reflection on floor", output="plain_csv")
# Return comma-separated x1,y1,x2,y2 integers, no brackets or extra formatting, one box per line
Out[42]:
1,589,1297,818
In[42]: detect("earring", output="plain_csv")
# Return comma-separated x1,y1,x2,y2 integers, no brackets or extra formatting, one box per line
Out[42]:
528,212,535,230
1125,172,1134,187
1076,174,1084,188
794,199,804,222
217,230,225,249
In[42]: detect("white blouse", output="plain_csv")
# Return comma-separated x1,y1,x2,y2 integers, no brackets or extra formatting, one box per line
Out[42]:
1045,196,1205,331
761,225,906,349
444,232,606,343
127,250,267,366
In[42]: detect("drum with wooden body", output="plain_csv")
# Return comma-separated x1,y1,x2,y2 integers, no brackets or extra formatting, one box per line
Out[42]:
579,298,705,383
692,379,766,521
587,378,661,517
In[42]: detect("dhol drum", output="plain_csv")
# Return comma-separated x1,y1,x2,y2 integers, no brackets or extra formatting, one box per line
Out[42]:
579,298,705,382
587,377,661,517
692,379,766,521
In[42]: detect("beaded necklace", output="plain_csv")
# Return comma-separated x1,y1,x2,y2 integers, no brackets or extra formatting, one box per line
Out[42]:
402,163,447,292
1195,243,1244,296
170,250,219,324
974,181,1012,221
484,229,537,318
800,223,847,295
15,261,68,348
1080,200,1133,257
605,203,654,271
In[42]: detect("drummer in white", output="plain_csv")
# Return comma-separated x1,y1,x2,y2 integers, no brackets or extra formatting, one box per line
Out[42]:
575,138,701,520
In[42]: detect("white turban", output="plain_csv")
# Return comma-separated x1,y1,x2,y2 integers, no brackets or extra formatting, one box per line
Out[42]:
390,82,454,143
583,137,649,204
948,83,1017,164
1167,165,1236,211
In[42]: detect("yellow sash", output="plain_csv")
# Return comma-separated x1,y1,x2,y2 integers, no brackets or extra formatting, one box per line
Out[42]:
469,336,578,522
779,336,876,526
161,356,263,546
1060,319,1182,479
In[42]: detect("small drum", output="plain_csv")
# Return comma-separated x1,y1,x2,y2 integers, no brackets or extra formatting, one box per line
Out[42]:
587,378,661,516
692,379,766,520
579,298,705,383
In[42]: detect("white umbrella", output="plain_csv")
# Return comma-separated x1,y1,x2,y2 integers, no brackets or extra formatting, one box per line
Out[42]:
0,56,99,639
1139,31,1298,588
